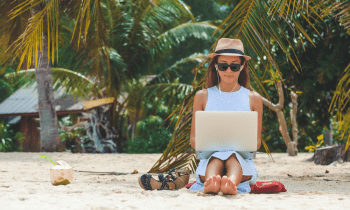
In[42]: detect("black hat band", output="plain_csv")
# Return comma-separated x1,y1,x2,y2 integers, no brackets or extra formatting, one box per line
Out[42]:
215,49,245,55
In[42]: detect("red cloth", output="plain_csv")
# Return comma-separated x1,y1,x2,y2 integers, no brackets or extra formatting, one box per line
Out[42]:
184,181,196,189
250,181,287,194
184,181,287,194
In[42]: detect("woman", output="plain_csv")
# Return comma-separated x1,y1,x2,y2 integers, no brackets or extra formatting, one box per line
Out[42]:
189,38,263,195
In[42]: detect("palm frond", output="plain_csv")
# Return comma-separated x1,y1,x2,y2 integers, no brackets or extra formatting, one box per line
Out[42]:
5,68,95,100
219,1,304,73
335,1,350,34
51,67,95,99
329,62,350,153
71,0,97,47
120,0,195,70
142,0,194,32
106,47,128,94
70,0,113,94
123,0,193,53
150,22,221,59
322,0,350,34
127,83,193,111
267,0,327,19
0,1,30,73
148,77,207,173
0,0,60,73
148,53,207,84
107,47,126,69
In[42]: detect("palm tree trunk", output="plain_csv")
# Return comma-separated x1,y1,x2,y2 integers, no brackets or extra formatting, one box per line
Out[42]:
131,112,138,140
32,5,62,152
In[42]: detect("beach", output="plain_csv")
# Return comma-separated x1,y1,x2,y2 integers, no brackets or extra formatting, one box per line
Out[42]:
0,152,349,210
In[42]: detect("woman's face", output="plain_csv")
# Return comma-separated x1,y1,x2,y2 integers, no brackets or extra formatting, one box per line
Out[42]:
215,55,244,83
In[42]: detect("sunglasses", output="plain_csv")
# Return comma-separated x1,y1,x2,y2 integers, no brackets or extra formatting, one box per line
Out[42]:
216,63,242,72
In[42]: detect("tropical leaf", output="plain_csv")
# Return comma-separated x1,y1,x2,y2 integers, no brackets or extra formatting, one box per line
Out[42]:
267,0,327,19
317,134,324,141
210,0,329,98
121,0,193,61
141,0,194,32
122,52,207,132
216,1,303,75
0,0,60,73
148,76,206,173
148,53,207,84
128,83,193,115
329,62,350,153
5,68,95,100
68,0,115,96
322,0,350,34
0,1,30,73
150,21,221,60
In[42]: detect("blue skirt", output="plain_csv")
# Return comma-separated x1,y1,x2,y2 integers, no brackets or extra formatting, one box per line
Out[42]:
189,151,258,194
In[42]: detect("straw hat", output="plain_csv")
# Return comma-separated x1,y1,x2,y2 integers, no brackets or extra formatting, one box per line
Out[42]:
208,38,251,61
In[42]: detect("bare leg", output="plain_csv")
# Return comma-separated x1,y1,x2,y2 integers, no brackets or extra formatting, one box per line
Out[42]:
200,157,224,194
220,154,242,195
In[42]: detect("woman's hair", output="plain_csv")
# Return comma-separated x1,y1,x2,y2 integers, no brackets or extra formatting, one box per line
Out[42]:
205,55,250,89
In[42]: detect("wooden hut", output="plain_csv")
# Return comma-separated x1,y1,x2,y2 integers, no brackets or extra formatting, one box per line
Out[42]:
0,82,84,152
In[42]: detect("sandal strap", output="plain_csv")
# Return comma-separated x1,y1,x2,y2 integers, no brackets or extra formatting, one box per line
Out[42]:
176,168,191,174
141,174,153,190
168,168,190,181
157,174,171,190
167,169,177,181
141,174,172,190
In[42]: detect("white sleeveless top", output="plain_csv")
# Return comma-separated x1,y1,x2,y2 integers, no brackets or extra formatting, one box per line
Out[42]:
204,85,251,112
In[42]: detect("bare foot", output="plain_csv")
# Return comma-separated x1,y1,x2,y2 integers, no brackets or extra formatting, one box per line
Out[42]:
220,176,237,195
203,175,221,194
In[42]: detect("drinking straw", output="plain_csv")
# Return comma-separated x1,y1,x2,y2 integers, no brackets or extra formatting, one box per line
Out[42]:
37,156,57,165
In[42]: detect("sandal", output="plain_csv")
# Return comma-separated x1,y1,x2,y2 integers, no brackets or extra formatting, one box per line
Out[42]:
167,168,191,189
138,174,175,190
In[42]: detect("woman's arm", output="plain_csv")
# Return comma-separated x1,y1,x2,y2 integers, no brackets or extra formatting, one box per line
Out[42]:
253,93,263,150
190,91,204,149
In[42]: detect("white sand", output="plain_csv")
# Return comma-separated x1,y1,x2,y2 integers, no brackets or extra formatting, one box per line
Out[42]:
0,152,349,210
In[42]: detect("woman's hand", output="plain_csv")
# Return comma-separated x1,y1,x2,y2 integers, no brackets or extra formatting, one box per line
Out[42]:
250,91,263,151
190,136,195,149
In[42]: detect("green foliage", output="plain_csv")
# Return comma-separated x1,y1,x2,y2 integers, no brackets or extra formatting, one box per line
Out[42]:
126,115,173,153
260,113,288,153
58,115,88,152
0,76,13,103
305,134,325,153
159,0,232,74
199,0,349,154
0,66,31,103
256,13,350,153
0,121,25,152
332,116,350,144
182,0,234,22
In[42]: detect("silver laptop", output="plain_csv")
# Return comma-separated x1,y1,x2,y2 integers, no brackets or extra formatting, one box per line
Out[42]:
195,111,258,160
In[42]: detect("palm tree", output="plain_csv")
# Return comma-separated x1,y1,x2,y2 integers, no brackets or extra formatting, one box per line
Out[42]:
0,1,63,151
1,0,220,152
60,0,220,151
325,0,350,152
